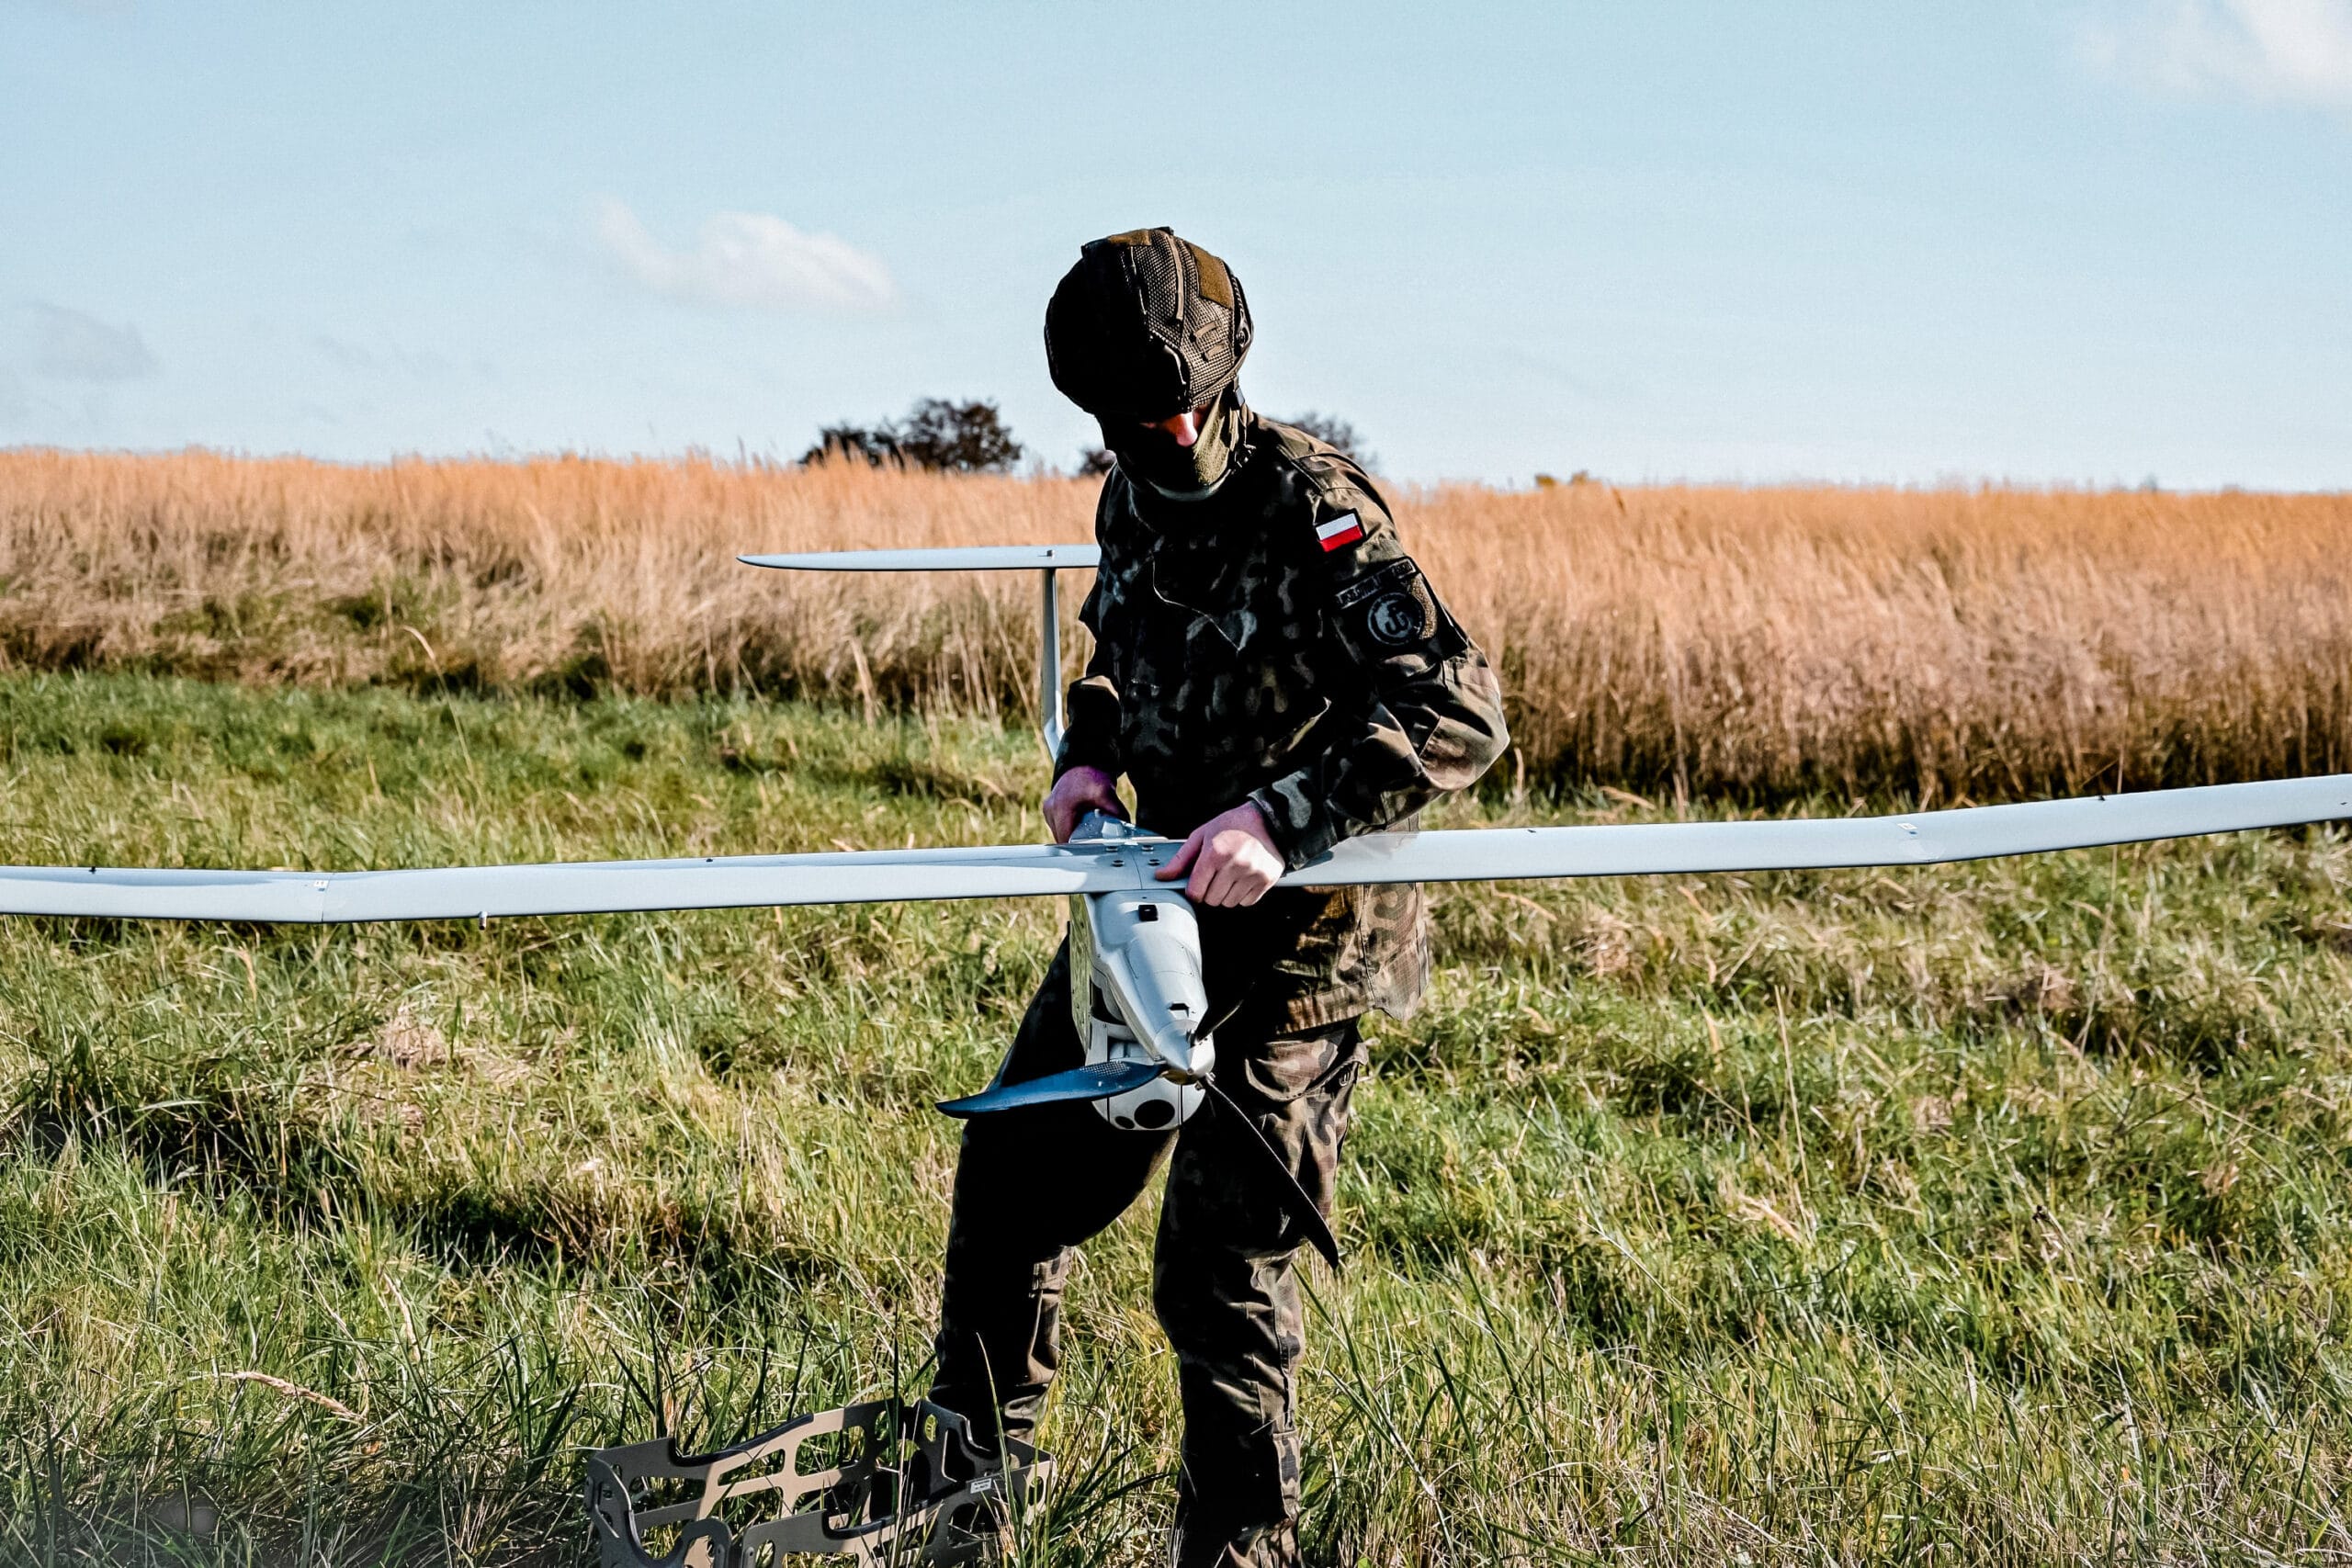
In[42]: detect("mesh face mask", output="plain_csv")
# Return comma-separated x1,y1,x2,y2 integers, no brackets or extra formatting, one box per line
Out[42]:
1104,387,1248,499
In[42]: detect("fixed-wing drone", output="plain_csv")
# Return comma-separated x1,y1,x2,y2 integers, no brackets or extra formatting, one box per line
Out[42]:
6,544,2349,1142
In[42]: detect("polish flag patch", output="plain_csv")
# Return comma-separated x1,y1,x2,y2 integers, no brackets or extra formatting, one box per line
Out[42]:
1316,512,1365,551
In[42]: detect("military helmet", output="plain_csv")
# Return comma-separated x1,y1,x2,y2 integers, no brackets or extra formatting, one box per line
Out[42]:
1044,228,1252,423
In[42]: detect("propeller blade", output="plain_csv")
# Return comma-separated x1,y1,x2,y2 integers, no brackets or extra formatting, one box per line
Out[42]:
1199,1076,1343,1272
936,1060,1167,1118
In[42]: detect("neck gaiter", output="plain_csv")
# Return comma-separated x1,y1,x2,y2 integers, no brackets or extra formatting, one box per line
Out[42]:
1109,389,1248,500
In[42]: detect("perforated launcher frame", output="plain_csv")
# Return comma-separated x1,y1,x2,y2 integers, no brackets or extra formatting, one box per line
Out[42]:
585,1396,1051,1567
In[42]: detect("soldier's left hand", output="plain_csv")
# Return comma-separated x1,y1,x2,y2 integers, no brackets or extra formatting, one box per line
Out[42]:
1157,802,1285,907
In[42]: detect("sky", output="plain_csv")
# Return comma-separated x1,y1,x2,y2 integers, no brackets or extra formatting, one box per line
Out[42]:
3,0,2349,489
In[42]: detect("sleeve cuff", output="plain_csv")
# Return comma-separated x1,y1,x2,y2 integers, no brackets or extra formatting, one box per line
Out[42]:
1053,728,1121,784
1248,776,1341,871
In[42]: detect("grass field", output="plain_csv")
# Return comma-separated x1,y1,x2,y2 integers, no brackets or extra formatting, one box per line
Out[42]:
4,672,2351,1564
6,451,2352,802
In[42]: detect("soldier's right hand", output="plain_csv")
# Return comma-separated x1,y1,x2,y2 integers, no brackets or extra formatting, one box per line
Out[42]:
1044,765,1125,843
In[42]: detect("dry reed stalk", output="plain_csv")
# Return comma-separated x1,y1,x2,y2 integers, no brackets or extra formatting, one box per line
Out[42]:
4,448,2348,801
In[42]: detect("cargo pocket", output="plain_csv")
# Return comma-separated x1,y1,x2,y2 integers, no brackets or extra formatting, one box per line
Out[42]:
1193,1416,1301,1534
1237,1021,1358,1105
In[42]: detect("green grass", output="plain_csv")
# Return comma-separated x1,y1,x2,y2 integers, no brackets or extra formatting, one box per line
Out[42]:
2,671,2350,1564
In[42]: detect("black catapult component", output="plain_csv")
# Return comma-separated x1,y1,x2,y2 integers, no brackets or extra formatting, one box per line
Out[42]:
586,1396,1051,1568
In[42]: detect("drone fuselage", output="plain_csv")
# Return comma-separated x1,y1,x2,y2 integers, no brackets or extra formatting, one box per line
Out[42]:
1066,817,1215,1130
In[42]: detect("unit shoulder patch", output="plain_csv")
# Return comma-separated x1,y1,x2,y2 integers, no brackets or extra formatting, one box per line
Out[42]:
1363,583,1435,647
1332,557,1463,660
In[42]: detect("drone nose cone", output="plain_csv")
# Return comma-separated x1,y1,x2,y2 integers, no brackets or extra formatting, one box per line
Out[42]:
1080,889,1209,1073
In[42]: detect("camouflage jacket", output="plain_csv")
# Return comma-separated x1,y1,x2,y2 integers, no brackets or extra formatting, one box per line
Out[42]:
1054,413,1510,1029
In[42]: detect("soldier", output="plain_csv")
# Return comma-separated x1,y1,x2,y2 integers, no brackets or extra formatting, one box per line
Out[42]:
931,228,1510,1566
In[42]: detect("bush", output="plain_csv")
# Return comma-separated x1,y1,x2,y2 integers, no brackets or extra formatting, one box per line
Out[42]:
805,424,899,468
1282,411,1373,469
801,399,1023,474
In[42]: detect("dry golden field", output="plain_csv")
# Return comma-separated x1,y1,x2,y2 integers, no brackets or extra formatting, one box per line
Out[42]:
4,446,2348,800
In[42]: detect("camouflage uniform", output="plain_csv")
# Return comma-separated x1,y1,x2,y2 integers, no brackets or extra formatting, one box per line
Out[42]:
932,414,1509,1566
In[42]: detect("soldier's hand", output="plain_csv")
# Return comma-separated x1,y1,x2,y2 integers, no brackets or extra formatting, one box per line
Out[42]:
1158,802,1285,907
1044,765,1125,844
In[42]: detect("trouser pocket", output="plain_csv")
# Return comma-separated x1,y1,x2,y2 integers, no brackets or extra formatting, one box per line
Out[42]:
1176,1413,1301,1540
1234,1018,1361,1105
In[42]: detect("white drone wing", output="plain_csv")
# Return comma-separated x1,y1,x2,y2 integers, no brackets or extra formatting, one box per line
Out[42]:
1313,773,2352,886
0,840,1171,924
740,546,1100,572
4,774,2345,925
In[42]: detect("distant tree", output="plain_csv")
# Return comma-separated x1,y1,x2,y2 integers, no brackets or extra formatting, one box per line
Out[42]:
800,398,1024,473
891,398,1023,473
1283,411,1373,469
1076,446,1117,477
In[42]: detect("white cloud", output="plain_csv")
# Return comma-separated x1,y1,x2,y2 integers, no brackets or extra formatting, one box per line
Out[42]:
2083,0,2352,106
26,303,158,381
594,197,897,313
313,333,451,378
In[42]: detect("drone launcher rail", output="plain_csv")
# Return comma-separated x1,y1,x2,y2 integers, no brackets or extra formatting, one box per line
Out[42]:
585,1396,1049,1568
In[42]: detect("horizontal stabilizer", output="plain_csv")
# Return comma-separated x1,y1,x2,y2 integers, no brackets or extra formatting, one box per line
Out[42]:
741,545,1099,572
1,774,2345,924
936,1060,1166,1117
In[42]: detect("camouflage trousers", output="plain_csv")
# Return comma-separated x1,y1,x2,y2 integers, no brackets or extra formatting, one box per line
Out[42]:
931,942,1363,1568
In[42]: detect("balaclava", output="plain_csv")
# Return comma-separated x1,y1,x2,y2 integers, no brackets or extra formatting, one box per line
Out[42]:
1044,228,1254,498
1107,384,1247,499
